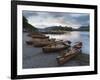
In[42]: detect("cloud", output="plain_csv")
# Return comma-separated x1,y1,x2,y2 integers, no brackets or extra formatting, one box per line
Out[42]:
22,10,39,18
22,10,90,28
69,13,88,18
73,14,89,26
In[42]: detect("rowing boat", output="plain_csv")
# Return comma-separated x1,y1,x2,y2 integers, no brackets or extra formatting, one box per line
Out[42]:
32,35,49,39
32,38,49,43
27,32,42,37
42,41,70,53
56,42,82,65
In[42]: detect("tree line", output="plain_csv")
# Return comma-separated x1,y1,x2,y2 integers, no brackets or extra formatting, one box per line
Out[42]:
23,16,38,32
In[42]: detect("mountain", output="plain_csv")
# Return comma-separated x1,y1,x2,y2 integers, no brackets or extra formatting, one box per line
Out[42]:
78,26,89,31
23,16,38,32
44,26,73,31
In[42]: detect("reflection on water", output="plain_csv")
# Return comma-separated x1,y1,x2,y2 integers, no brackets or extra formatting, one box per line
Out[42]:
46,31,90,54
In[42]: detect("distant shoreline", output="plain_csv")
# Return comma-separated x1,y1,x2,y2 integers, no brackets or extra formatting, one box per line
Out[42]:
40,30,89,34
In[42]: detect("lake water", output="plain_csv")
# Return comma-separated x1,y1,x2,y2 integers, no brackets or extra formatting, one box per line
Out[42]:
46,31,90,54
23,31,89,68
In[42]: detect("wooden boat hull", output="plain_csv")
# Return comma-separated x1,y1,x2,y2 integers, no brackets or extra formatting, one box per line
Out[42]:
32,35,49,39
56,49,81,64
56,52,79,65
42,45,70,53
27,32,42,37
32,38,49,44
56,42,82,65
33,42,50,47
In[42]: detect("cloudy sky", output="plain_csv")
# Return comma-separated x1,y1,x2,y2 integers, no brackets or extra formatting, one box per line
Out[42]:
22,10,90,29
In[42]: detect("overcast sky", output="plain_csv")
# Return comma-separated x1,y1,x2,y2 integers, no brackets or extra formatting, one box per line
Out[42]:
22,10,90,29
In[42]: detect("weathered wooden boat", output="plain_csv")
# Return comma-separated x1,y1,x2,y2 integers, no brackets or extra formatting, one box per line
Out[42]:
26,38,55,46
27,32,44,37
56,42,82,65
42,41,71,53
32,38,55,44
32,38,49,43
32,35,49,39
